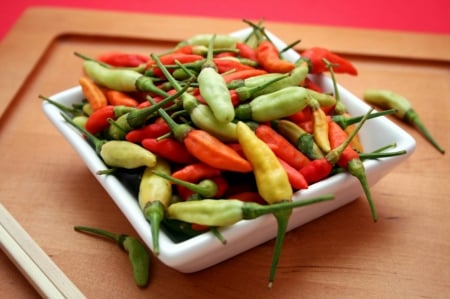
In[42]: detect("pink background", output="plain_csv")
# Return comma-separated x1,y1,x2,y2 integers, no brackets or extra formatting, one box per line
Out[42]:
1,0,449,42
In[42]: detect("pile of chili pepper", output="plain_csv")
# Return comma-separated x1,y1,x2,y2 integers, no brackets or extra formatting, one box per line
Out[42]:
42,19,409,287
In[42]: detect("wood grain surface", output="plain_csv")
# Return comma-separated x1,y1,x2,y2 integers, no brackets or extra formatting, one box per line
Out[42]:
0,7,449,299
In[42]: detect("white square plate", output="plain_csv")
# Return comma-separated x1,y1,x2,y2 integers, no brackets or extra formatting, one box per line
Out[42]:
42,28,416,273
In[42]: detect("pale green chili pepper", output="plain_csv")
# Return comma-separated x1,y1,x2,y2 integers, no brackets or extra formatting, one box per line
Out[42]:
60,113,156,169
176,33,241,49
74,226,151,288
197,34,235,124
364,89,445,154
235,86,336,122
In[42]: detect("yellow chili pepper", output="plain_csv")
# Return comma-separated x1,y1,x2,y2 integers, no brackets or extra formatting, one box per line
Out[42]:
139,158,172,256
236,121,292,287
310,98,331,153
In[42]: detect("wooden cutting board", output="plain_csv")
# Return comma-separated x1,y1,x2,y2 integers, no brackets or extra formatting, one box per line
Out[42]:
0,7,449,299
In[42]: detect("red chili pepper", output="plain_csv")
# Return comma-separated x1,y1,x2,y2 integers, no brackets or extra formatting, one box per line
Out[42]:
104,89,139,107
286,106,314,124
255,40,295,73
222,69,268,83
236,42,258,61
172,162,222,183
255,124,310,170
147,53,204,77
213,51,237,58
96,52,149,67
276,157,308,190
125,121,171,143
141,137,197,165
302,77,324,93
213,57,255,74
328,120,377,221
300,47,358,75
173,44,208,55
85,105,133,134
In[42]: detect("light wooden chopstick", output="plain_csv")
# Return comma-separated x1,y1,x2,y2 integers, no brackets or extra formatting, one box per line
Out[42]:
0,203,86,299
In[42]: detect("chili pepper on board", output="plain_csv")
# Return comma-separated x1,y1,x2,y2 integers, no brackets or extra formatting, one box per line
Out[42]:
74,226,151,287
148,97,252,173
300,47,358,75
328,120,378,221
299,108,373,184
78,76,108,111
60,113,156,169
363,89,445,154
196,35,235,124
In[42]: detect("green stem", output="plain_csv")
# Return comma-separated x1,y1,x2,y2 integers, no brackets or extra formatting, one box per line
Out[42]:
60,112,105,154
359,150,407,160
404,109,445,154
39,95,84,116
152,170,218,198
142,201,165,256
332,109,397,129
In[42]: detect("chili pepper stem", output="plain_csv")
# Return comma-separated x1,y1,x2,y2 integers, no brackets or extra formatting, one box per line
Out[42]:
359,150,407,160
143,201,165,255
404,109,445,154
347,159,378,222
152,170,218,198
60,112,105,154
210,227,227,245
268,208,290,288
74,225,122,243
40,95,81,115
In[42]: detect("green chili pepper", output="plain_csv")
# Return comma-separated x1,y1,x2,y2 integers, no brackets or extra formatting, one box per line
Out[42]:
272,119,325,160
166,196,333,227
177,33,241,49
150,53,238,142
197,34,235,124
139,158,172,256
81,59,168,97
152,170,219,198
235,86,336,122
363,89,445,154
74,226,151,287
60,113,156,168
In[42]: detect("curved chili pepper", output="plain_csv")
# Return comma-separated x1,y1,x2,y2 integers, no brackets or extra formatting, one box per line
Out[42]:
276,156,309,190
255,123,310,170
256,40,296,73
96,51,149,67
213,57,256,73
196,35,234,124
300,47,358,75
236,120,293,286
139,159,172,255
172,162,221,182
141,137,197,165
364,89,445,154
79,76,108,111
236,41,258,61
74,226,151,287
328,120,377,221
310,99,331,153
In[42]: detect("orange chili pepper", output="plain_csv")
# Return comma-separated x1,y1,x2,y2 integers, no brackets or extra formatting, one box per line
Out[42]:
104,89,139,107
255,40,295,73
78,76,108,111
